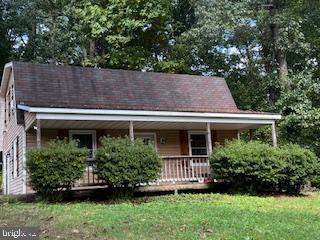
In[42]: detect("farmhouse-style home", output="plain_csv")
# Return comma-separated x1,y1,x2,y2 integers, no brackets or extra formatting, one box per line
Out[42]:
0,62,281,195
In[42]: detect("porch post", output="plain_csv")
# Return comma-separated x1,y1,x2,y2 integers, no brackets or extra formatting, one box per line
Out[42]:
237,131,241,140
129,121,134,142
249,129,253,140
271,122,277,147
206,123,213,155
36,119,41,148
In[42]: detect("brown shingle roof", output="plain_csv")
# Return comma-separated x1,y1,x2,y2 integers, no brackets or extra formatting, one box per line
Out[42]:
12,62,239,113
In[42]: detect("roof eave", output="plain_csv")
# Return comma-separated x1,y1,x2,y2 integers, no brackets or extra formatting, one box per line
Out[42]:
18,104,282,122
0,62,13,98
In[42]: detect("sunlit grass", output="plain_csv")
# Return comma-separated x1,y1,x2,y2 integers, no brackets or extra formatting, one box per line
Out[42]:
0,192,319,239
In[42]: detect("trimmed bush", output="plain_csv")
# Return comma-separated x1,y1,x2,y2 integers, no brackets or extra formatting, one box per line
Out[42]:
26,139,88,200
210,140,319,194
279,144,319,193
95,136,162,191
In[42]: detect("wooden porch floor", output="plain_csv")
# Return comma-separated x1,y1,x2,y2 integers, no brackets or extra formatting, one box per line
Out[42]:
72,181,215,193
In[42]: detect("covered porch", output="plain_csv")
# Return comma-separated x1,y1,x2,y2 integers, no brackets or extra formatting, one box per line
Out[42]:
21,106,281,189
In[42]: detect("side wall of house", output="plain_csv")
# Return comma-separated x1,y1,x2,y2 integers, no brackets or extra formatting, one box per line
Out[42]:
2,72,26,195
0,98,5,152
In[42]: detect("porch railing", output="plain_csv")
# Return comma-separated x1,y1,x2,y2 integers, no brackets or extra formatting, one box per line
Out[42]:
160,156,211,182
74,156,211,188
73,161,105,187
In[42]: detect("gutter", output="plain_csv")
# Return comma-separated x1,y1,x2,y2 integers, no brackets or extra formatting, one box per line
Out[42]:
17,104,281,121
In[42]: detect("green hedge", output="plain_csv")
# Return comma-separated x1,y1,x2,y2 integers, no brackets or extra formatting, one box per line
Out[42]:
210,140,320,194
95,137,162,190
26,139,88,200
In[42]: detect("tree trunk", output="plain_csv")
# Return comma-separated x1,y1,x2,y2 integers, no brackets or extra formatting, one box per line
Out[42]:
50,13,57,64
276,49,288,81
269,1,288,82
89,40,96,59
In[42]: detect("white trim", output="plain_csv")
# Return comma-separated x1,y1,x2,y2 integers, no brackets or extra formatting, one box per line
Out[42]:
206,123,212,155
188,131,209,156
69,130,97,159
13,138,17,178
271,122,278,147
2,151,6,194
5,150,10,194
129,121,134,141
0,62,13,97
134,132,157,150
22,130,27,194
35,113,277,125
17,105,281,120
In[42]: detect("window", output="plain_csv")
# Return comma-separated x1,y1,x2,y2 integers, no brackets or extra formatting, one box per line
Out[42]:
10,84,15,116
69,130,96,159
6,90,10,122
189,132,208,156
11,144,14,177
11,137,19,178
135,133,157,148
15,137,19,177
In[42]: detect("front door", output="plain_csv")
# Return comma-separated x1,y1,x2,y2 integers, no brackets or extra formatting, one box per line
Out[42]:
189,133,208,156
69,130,96,159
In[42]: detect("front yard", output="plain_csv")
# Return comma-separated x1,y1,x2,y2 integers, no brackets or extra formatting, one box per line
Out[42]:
0,193,319,240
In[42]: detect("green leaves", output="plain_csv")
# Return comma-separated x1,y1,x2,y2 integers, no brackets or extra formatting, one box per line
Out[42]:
95,137,162,188
210,140,319,194
72,0,171,68
277,71,320,156
26,139,88,201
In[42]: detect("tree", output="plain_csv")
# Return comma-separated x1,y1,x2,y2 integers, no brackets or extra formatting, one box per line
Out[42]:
72,0,171,69
0,1,12,75
277,71,320,156
177,0,319,109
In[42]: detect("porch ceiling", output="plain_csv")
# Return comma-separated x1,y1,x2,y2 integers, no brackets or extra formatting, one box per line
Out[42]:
38,120,267,131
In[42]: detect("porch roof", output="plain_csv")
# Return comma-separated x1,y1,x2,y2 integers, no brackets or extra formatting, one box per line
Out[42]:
19,105,281,131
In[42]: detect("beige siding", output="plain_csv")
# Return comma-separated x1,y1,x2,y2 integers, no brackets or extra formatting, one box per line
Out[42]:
24,112,36,130
26,129,59,149
29,129,181,156
2,72,25,195
154,130,181,156
27,129,237,157
96,129,181,156
215,130,237,145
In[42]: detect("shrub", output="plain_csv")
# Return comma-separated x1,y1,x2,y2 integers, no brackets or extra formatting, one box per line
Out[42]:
95,137,162,192
279,145,319,193
210,140,319,194
311,174,320,190
26,139,88,201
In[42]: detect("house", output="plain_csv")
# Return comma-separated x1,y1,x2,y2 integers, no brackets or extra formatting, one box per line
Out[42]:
0,62,281,195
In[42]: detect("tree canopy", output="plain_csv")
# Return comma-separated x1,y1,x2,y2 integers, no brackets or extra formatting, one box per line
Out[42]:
1,0,320,155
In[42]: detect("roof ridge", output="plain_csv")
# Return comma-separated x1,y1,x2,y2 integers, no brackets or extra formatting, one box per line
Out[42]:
11,61,225,81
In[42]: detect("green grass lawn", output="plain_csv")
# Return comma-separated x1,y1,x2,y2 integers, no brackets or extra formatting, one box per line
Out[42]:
0,193,319,240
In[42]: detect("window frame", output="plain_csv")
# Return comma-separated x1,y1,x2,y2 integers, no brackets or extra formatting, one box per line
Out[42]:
13,136,19,178
10,84,15,117
69,130,97,159
188,131,209,156
6,89,10,122
134,132,157,150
